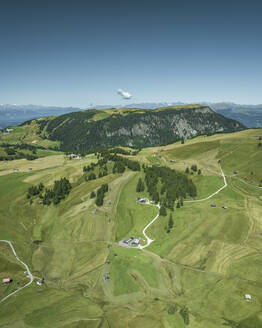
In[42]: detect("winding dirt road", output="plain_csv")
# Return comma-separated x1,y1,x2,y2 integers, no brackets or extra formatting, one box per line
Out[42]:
138,166,227,249
139,203,160,249
0,240,33,304
184,166,227,203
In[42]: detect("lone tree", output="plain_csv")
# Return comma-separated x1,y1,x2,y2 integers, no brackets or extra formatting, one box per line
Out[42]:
185,167,190,174
191,165,197,172
168,214,174,230
90,191,96,198
198,169,201,175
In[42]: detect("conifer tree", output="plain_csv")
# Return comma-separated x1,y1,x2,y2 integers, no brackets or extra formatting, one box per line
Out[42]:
160,205,167,216
168,214,174,229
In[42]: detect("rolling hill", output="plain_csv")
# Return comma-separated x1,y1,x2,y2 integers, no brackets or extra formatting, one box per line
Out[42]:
19,105,245,152
0,129,262,327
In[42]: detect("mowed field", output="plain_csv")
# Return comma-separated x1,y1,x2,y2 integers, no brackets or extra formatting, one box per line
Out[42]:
0,129,262,327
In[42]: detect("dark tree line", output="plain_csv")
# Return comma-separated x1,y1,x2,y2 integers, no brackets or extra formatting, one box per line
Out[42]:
95,184,109,206
185,165,201,175
43,178,72,205
0,143,52,161
27,178,72,205
144,165,197,211
136,178,145,192
83,151,140,181
27,182,44,198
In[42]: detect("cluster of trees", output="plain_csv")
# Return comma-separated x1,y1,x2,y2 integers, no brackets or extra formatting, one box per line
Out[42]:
167,304,189,325
136,178,145,192
0,143,52,161
95,184,108,206
27,178,72,205
0,153,38,161
185,165,201,175
144,165,197,211
83,151,141,181
86,172,97,181
27,183,44,198
83,157,109,180
107,153,140,173
42,178,72,205
179,307,190,325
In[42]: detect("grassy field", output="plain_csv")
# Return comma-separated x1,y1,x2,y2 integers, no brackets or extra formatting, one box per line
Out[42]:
0,129,262,327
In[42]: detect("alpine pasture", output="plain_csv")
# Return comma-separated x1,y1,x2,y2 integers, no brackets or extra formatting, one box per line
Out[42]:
0,129,262,327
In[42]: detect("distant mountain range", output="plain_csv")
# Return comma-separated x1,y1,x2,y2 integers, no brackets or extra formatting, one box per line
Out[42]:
0,104,81,129
0,102,261,129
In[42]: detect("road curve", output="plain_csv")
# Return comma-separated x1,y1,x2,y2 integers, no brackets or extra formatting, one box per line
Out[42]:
139,204,160,249
138,166,227,249
0,240,33,304
184,166,227,203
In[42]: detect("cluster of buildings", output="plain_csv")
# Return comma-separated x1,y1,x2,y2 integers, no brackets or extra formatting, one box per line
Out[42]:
122,237,140,247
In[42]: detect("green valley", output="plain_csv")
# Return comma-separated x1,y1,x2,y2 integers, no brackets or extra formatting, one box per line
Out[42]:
0,128,262,328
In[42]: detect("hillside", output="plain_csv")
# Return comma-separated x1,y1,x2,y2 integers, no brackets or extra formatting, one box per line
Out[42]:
20,105,245,152
1,102,260,130
0,129,262,327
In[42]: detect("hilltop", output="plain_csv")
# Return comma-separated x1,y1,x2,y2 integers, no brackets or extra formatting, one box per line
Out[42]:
1,102,261,130
18,105,245,152
0,129,262,327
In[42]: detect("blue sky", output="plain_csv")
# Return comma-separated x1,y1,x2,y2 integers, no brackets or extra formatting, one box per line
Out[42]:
0,0,261,107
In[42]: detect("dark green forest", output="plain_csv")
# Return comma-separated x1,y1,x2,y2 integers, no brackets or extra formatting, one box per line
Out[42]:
27,106,245,153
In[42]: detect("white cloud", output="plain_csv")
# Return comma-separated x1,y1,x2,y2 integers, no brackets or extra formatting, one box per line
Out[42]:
117,88,132,99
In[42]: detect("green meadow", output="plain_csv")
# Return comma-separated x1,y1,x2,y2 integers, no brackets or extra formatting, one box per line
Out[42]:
0,129,262,327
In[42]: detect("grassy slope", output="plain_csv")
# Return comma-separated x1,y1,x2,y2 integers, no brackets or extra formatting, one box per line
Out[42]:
0,129,262,327
0,123,60,148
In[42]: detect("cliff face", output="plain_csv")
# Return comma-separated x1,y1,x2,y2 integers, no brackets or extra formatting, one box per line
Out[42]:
29,105,245,152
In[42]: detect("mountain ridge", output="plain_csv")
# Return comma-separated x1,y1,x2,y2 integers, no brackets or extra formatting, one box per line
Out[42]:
1,102,261,129
21,105,245,152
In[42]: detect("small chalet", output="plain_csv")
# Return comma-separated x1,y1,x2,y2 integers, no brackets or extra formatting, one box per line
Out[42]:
2,278,11,284
36,279,44,286
69,154,81,159
244,294,252,301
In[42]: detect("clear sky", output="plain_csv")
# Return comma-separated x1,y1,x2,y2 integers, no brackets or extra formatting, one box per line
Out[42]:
0,0,261,107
